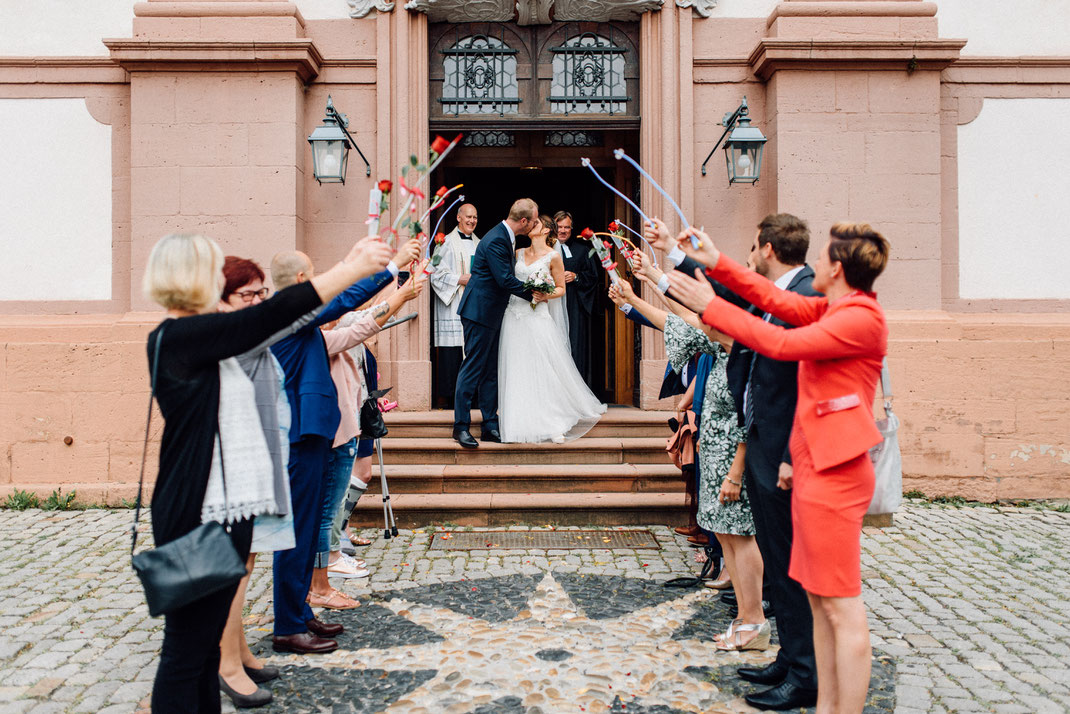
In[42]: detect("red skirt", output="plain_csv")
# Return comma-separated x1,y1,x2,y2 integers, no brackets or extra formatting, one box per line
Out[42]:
788,424,875,598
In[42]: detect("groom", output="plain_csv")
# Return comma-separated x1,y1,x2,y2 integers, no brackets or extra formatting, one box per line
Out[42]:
453,198,544,448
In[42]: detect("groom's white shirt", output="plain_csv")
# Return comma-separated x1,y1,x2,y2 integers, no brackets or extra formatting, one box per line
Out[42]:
501,220,515,247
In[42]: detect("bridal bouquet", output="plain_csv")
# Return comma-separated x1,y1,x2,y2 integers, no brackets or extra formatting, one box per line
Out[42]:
523,265,555,310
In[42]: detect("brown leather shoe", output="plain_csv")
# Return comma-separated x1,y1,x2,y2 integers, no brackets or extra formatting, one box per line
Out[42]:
674,525,702,537
272,632,338,655
687,534,710,546
307,617,344,637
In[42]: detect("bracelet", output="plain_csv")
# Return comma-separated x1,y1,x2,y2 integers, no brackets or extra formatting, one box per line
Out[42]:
726,477,741,487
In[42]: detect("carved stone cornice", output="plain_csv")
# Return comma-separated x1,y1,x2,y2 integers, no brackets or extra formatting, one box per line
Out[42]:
347,0,395,18
748,38,967,80
103,40,323,82
403,0,669,24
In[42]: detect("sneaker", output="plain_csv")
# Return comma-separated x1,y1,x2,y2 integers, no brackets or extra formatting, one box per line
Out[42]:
327,555,369,579
339,553,367,569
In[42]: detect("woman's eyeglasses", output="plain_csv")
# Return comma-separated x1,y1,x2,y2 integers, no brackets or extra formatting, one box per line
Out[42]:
234,288,269,302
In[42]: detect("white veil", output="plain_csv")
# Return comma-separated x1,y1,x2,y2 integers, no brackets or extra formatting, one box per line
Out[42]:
551,241,570,342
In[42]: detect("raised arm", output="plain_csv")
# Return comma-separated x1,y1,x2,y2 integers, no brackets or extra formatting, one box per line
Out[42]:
323,316,381,356
702,295,885,362
706,253,827,327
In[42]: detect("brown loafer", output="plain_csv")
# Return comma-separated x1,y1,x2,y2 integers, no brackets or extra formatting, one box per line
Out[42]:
272,632,338,655
674,525,701,537
687,534,709,546
307,617,344,637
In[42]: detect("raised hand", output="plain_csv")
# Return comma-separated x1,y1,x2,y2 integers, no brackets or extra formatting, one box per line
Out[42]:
643,218,675,253
345,237,393,277
676,226,720,268
391,238,422,268
630,250,664,286
403,274,427,301
607,283,628,308
666,268,716,313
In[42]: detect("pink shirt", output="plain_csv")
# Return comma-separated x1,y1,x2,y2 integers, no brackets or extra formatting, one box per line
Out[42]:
323,316,382,447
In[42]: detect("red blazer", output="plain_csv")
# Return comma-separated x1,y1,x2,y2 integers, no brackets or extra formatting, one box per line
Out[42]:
700,255,887,472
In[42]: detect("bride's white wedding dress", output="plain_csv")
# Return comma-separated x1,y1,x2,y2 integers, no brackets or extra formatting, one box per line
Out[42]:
498,250,607,443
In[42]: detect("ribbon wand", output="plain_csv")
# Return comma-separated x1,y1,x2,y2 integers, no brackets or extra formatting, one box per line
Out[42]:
613,149,701,250
424,194,467,265
613,218,658,269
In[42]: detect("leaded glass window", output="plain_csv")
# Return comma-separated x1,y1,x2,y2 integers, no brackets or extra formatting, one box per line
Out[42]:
462,131,516,147
440,35,520,117
549,33,629,115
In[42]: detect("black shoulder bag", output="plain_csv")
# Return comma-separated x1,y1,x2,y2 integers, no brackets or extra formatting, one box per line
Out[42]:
131,326,248,617
358,350,391,440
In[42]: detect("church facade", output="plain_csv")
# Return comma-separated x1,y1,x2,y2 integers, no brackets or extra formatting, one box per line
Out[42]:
1,0,1068,502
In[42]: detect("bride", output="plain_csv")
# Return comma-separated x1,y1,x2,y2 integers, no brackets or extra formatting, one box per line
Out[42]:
498,214,607,443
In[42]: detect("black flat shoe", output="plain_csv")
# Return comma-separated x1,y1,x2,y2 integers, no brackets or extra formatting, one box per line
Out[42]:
454,429,478,448
243,664,280,684
737,660,788,686
219,675,272,708
481,428,502,443
744,681,818,711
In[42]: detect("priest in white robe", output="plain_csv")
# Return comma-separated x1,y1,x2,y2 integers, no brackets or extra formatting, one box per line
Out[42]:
430,202,480,408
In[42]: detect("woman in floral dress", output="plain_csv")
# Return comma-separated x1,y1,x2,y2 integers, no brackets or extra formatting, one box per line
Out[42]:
609,280,768,651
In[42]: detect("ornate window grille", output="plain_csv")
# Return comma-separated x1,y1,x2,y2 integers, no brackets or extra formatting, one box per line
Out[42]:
544,130,604,147
462,131,516,148
440,34,520,117
549,33,629,115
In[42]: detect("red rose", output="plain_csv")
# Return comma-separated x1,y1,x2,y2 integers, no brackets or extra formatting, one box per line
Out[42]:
608,221,619,232
435,185,448,198
430,135,450,155
580,227,594,239
378,179,392,193
434,232,446,245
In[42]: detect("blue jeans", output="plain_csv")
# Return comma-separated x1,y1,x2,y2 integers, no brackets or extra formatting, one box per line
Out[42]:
315,438,357,568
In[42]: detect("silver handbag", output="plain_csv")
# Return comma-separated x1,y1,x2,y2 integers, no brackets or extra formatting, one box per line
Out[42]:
867,359,903,515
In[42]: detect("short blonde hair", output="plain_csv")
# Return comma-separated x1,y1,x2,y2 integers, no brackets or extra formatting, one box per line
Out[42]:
143,233,225,312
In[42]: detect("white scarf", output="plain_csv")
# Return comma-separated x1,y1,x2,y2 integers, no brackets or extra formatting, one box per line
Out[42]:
201,357,278,524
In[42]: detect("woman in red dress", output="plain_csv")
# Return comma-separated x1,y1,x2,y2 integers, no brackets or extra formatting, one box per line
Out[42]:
668,222,890,714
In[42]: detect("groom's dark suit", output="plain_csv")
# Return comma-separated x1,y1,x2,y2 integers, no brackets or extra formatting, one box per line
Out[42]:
453,221,533,433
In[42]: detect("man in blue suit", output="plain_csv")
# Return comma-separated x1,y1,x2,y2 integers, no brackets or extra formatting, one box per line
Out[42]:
452,198,542,448
269,238,419,654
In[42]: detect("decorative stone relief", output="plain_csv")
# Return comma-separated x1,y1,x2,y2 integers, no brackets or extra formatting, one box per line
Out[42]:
403,0,672,23
675,0,717,18
403,0,514,23
347,0,396,18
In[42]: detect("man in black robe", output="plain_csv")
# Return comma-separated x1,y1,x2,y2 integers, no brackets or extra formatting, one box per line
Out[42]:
554,210,599,386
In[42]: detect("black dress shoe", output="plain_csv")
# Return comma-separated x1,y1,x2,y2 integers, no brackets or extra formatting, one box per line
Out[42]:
243,664,280,684
272,632,338,654
454,429,478,449
481,427,502,443
737,660,788,685
744,681,818,711
219,675,273,708
306,617,344,637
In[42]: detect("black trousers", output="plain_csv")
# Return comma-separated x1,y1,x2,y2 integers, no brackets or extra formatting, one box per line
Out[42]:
453,318,500,431
151,518,254,714
744,426,817,690
434,346,463,408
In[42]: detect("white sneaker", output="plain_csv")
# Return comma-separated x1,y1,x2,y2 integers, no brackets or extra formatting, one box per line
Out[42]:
340,553,367,569
327,556,369,579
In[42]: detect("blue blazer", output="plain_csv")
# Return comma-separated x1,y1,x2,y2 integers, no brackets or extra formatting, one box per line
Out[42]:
457,221,533,328
271,269,395,443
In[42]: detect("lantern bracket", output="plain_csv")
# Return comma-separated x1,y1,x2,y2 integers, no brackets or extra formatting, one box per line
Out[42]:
700,96,753,177
322,96,372,177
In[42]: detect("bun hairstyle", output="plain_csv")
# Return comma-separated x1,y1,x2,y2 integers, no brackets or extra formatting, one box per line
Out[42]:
827,222,890,293
539,214,558,247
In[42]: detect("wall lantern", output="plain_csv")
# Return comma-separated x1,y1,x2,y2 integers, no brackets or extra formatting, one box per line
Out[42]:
700,96,767,184
308,95,371,184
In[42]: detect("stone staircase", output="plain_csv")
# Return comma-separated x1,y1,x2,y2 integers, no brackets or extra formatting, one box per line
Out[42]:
351,408,686,528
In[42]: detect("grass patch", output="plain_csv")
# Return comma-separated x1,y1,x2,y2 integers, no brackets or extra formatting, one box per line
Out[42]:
3,489,40,510
41,488,80,511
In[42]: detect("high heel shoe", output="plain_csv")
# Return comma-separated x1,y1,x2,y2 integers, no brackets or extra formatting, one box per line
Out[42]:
219,675,273,708
715,620,771,652
703,569,732,590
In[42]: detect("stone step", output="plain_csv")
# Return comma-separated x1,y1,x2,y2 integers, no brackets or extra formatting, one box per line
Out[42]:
384,409,674,439
378,437,671,465
365,463,686,494
350,492,688,528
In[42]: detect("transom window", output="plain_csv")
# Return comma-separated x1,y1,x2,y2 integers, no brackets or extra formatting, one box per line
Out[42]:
549,33,629,115
440,34,520,117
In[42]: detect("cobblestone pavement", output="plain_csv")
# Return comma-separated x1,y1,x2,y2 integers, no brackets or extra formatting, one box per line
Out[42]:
0,502,1067,713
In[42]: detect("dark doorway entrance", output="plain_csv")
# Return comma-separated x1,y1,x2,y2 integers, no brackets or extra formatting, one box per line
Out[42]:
431,130,640,406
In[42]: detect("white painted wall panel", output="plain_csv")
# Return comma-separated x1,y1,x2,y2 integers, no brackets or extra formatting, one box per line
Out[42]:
958,98,1070,300
294,0,353,20
0,99,113,301
937,0,1070,56
0,0,133,56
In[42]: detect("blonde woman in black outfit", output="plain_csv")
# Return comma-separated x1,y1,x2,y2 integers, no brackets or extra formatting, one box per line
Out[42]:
142,233,393,714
